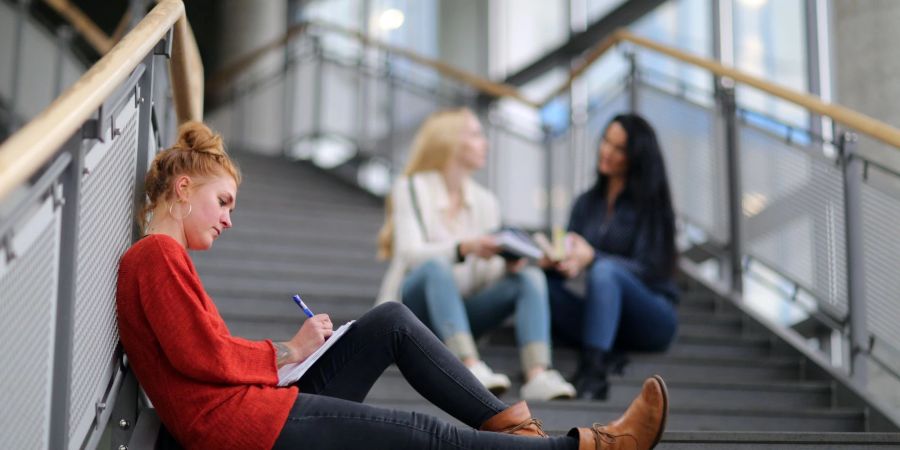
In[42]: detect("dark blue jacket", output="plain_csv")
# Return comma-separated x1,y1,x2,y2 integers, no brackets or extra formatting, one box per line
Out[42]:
568,190,680,303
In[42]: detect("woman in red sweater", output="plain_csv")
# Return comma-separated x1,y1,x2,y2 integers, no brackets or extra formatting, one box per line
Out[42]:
116,121,669,450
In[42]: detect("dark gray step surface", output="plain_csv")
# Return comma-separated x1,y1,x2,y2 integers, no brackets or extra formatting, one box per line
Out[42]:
655,432,900,449
222,318,777,366
196,259,386,286
366,371,832,410
362,399,864,432
194,254,387,281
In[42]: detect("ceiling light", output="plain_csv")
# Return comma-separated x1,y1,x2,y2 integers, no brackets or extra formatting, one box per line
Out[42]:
377,9,405,31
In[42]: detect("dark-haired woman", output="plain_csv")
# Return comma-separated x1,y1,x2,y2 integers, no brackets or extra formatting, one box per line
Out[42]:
543,114,679,400
115,121,670,450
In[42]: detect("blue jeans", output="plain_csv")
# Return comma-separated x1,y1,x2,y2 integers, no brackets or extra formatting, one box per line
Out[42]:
547,259,678,352
401,259,551,366
273,303,577,450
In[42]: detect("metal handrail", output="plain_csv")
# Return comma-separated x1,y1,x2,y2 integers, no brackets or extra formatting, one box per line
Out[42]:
0,0,187,202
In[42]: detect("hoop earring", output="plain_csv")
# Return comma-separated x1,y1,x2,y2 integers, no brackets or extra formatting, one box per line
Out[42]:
168,201,193,220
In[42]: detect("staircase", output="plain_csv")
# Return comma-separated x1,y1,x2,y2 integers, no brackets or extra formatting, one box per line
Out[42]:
195,151,900,449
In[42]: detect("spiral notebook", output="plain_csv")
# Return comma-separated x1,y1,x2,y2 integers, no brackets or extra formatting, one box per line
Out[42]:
277,320,355,386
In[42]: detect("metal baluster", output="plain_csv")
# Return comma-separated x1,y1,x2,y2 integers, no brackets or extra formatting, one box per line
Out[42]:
718,80,743,293
840,130,869,385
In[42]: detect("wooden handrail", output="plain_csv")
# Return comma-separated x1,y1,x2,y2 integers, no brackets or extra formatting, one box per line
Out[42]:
206,20,539,108
169,14,204,123
0,0,185,201
552,29,900,149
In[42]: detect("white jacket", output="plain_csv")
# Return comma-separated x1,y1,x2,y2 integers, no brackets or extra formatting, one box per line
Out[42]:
376,171,506,304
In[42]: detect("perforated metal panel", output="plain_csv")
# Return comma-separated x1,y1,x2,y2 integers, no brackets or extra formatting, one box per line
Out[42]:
861,166,900,355
637,85,727,242
740,125,848,318
0,200,60,450
69,103,138,442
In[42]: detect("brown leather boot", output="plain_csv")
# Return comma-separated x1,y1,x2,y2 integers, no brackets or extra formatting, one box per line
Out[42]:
569,375,668,450
480,401,548,437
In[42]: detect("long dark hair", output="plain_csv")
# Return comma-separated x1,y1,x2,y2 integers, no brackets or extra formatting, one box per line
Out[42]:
588,113,677,277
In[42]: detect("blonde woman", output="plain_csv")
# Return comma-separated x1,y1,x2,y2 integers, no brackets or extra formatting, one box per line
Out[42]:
377,108,575,401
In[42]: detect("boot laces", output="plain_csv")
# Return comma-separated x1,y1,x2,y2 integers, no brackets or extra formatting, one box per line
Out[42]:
499,418,548,437
590,423,638,450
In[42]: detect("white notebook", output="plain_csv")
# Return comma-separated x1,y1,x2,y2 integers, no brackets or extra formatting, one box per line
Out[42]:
277,320,355,386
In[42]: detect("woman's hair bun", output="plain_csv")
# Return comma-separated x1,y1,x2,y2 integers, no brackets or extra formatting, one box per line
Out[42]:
175,121,224,156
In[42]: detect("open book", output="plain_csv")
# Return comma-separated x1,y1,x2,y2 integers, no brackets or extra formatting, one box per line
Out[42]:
493,228,544,260
277,320,355,386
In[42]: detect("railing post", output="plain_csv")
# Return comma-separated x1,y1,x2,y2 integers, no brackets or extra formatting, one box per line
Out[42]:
840,130,869,385
312,35,324,143
385,54,397,169
718,80,743,293
626,51,638,113
542,124,554,231
132,50,157,239
281,33,296,154
49,135,84,450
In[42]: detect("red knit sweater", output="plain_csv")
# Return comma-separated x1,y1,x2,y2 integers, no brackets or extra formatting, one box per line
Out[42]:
116,235,297,450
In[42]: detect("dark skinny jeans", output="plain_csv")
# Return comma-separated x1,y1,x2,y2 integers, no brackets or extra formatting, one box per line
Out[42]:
272,302,578,450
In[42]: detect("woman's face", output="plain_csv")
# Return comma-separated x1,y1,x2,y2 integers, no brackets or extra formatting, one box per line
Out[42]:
456,115,488,171
181,174,236,251
598,120,629,177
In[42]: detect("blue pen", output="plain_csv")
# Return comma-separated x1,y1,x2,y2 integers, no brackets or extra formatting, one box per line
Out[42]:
292,294,314,318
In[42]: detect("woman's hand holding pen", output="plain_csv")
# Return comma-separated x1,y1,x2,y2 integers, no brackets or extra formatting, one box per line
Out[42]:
288,314,333,363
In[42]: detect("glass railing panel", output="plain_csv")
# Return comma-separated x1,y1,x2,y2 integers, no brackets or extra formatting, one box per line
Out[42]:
739,121,848,319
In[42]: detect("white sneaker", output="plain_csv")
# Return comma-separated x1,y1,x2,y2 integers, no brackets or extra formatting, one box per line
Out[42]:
468,361,511,395
520,369,576,401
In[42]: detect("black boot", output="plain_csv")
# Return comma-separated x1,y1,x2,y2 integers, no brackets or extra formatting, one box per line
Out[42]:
574,347,610,400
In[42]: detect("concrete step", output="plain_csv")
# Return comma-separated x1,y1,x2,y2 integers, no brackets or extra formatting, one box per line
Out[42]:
210,225,383,248
196,259,386,286
656,431,900,449
366,371,832,410
202,274,379,301
361,399,864,432
194,252,385,277
199,243,380,266
454,348,801,383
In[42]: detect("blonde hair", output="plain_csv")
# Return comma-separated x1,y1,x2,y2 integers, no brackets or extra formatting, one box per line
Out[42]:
138,121,241,231
377,107,476,259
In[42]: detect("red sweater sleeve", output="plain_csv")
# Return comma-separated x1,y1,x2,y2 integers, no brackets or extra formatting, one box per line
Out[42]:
137,237,279,385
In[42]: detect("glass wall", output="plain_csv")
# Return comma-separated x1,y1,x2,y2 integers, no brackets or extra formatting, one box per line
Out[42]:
632,0,713,104
732,0,808,127
489,0,569,78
